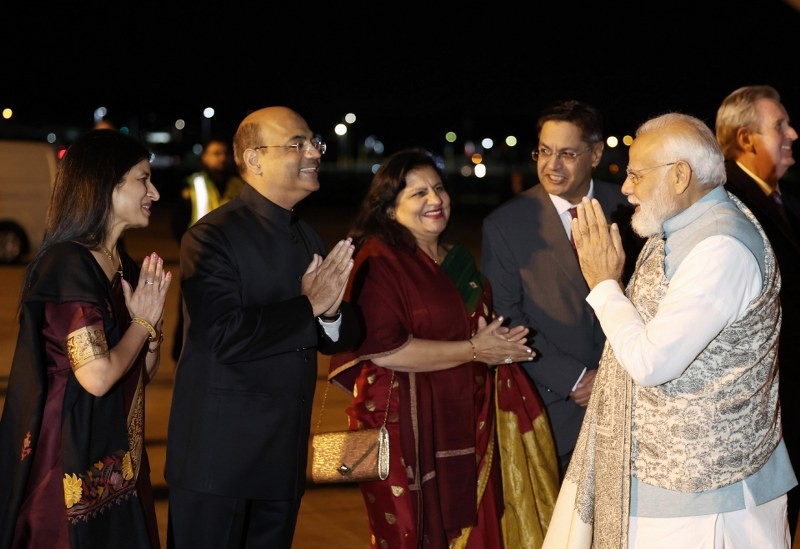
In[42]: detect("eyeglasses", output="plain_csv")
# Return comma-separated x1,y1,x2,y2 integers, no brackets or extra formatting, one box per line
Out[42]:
532,146,592,164
253,135,327,155
625,162,678,185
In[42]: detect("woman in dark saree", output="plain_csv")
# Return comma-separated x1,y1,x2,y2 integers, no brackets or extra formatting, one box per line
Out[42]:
0,129,172,548
329,149,559,548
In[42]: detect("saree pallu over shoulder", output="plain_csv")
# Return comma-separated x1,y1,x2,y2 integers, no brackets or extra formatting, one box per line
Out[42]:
496,363,560,548
329,240,483,389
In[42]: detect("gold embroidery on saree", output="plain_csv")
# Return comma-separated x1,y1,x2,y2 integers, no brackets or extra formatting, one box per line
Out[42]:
126,369,145,481
66,324,108,370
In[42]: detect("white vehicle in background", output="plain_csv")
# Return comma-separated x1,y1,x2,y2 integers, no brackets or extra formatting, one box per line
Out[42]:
0,140,57,263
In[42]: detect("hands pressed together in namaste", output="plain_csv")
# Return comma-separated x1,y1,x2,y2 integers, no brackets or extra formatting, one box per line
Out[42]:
570,197,627,291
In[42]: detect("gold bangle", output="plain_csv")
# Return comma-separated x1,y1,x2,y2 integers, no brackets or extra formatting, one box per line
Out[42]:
147,332,164,353
468,338,477,361
130,317,157,341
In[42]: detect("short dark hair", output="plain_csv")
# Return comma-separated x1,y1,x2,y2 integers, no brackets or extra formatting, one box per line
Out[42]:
537,99,604,145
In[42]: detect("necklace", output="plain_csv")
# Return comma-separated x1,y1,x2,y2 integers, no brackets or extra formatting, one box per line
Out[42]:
423,246,442,265
99,245,123,274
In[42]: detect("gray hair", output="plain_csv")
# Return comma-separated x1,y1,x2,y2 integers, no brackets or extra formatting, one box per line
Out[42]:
636,112,726,190
715,85,781,160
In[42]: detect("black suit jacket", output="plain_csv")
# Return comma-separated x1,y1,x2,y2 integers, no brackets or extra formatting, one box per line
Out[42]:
481,180,641,458
165,185,361,500
724,160,800,464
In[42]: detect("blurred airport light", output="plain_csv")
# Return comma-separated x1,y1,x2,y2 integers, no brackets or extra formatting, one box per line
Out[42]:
202,107,214,142
93,106,107,126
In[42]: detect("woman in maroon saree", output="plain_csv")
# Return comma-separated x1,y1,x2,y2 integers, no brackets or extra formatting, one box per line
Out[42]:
0,129,172,548
329,149,559,548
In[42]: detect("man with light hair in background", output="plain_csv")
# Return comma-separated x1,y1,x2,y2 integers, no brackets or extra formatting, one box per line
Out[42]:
716,84,800,540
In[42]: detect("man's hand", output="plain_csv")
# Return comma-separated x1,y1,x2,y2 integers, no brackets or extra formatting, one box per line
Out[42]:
569,369,597,407
302,238,355,317
572,197,625,290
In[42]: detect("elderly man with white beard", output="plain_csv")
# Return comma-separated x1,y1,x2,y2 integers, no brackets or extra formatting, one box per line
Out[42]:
543,112,797,549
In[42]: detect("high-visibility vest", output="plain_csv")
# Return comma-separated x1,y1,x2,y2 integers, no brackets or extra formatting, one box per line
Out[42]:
186,172,222,226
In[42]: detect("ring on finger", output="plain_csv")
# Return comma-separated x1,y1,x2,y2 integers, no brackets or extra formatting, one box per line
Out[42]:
145,280,154,285
504,357,512,364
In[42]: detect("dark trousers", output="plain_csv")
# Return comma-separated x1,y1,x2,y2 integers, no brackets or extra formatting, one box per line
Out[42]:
167,485,301,549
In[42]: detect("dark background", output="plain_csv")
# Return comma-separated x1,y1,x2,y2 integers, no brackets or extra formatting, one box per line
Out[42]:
2,1,800,202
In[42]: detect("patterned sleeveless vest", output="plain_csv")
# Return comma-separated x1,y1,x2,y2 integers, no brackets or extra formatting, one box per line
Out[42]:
629,192,781,491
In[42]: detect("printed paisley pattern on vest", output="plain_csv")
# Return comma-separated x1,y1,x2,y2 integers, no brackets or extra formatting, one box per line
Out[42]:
631,198,781,492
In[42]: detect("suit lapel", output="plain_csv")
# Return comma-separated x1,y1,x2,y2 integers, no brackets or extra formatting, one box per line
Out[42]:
727,163,800,252
531,185,588,293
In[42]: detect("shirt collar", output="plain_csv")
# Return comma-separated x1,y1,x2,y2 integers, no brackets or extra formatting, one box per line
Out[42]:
548,179,595,215
735,160,777,197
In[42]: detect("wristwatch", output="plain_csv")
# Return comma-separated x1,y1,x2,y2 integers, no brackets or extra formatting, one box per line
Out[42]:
319,310,342,323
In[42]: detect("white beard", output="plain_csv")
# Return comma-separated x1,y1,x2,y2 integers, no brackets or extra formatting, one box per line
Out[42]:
631,183,679,237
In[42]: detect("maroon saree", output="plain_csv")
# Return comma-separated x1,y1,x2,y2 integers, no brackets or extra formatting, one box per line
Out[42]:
330,238,552,548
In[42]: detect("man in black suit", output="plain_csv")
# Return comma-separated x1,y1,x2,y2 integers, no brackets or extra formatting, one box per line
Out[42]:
165,106,361,548
481,100,642,476
716,84,800,539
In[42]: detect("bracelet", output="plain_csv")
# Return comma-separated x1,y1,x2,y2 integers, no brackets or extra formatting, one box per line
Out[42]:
468,338,477,361
130,317,158,341
147,332,165,353
320,310,341,323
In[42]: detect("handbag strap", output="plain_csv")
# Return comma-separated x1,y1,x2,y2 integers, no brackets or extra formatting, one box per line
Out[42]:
313,370,395,435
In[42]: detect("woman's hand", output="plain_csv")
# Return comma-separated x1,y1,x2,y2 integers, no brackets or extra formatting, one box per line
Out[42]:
471,316,535,366
122,252,172,328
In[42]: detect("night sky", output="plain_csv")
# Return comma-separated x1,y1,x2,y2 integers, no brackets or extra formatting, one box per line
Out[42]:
3,1,800,155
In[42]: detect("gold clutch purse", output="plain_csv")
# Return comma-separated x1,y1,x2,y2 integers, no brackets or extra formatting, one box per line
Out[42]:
310,371,394,484
310,425,389,483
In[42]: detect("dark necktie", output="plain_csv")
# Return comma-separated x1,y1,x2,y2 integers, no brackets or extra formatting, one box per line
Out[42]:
770,190,791,225
568,207,579,252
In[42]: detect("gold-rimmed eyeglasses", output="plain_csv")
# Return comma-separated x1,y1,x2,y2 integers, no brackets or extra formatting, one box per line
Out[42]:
532,146,592,164
253,135,327,155
625,162,678,185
